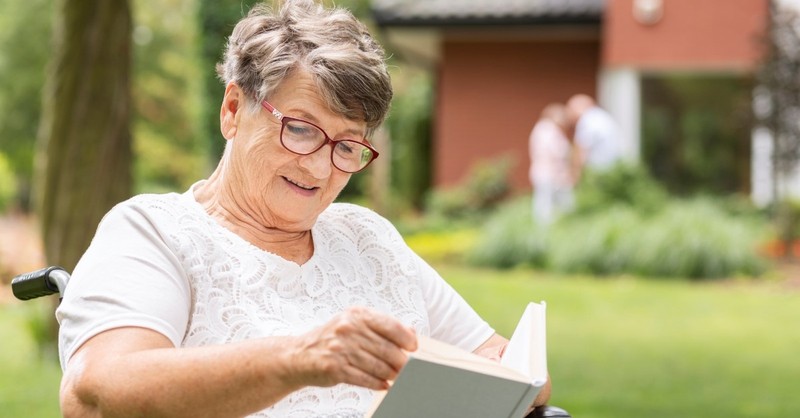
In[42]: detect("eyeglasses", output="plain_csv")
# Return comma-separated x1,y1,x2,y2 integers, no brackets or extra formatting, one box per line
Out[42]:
260,100,379,173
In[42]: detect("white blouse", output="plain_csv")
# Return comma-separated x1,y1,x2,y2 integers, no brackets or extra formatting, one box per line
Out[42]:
57,184,494,417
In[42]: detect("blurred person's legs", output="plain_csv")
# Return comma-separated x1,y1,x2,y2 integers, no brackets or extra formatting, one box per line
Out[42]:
533,181,573,226
553,186,574,216
533,181,556,225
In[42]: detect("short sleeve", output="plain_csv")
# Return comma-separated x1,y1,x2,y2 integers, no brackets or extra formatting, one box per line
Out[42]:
56,199,191,370
413,253,495,352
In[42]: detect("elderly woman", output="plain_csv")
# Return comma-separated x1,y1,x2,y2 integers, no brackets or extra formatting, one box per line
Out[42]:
56,1,550,417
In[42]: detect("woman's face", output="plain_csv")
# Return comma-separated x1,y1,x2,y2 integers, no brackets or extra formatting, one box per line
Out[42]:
221,71,366,232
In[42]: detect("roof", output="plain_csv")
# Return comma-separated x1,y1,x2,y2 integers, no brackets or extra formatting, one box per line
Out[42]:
371,0,605,27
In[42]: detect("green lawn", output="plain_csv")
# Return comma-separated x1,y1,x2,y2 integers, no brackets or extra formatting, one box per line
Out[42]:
439,263,800,418
1,267,798,418
0,299,62,418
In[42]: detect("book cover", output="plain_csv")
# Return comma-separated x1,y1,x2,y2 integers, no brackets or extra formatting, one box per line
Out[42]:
367,302,547,418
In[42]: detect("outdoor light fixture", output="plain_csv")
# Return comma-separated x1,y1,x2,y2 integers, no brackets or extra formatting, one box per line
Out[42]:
633,0,664,26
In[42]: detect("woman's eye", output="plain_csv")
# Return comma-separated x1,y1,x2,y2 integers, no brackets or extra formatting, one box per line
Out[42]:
335,142,355,155
286,124,315,138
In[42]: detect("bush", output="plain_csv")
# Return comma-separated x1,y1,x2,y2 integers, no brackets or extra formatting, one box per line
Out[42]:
466,196,547,269
570,163,667,216
548,198,769,279
425,156,514,222
547,206,644,275
468,184,770,279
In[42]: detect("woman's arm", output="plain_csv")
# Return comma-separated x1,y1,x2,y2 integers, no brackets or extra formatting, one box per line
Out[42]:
60,306,417,418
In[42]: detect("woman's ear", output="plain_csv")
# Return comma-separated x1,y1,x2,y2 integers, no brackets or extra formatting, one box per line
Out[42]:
220,83,243,140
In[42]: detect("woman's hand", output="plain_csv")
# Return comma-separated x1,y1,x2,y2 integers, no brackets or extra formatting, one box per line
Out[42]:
290,306,418,390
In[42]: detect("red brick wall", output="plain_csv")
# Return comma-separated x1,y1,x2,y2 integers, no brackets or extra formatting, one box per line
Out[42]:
604,0,769,70
435,40,600,190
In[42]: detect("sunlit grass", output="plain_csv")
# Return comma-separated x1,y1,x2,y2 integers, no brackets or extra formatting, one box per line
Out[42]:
439,263,800,418
0,300,61,418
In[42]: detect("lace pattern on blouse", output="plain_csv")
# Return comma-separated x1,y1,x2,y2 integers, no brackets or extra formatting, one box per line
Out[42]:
143,193,431,417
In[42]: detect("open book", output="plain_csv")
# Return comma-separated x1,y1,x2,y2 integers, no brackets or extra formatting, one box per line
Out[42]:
367,302,547,418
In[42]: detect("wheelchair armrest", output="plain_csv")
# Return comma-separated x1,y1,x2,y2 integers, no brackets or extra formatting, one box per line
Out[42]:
528,405,572,418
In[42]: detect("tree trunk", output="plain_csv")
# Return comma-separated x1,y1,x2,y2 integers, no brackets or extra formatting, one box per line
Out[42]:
35,0,132,272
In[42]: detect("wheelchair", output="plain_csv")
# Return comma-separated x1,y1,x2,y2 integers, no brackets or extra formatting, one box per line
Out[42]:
12,266,572,418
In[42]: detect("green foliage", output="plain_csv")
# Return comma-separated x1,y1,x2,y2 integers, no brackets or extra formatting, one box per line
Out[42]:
132,0,208,193
467,164,770,279
548,198,769,279
570,163,667,216
387,73,433,210
197,0,261,163
0,0,53,208
772,198,800,243
641,75,753,195
547,206,644,275
0,152,18,212
425,156,514,222
466,196,547,269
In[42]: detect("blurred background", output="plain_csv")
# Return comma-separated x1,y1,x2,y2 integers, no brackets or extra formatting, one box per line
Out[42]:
1,0,799,417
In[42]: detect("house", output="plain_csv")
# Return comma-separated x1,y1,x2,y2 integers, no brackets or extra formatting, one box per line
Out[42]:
371,0,774,201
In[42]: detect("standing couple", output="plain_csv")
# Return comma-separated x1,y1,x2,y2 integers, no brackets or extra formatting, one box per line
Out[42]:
529,94,622,225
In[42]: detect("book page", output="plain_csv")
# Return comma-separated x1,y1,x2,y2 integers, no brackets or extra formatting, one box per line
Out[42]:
413,336,530,383
500,301,548,385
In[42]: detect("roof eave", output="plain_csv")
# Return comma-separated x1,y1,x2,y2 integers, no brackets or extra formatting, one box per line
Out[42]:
372,13,602,28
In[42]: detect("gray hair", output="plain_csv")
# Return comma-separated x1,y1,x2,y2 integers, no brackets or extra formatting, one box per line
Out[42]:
216,0,393,137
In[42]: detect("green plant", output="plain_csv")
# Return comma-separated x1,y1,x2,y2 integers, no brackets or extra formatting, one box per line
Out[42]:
548,198,769,279
465,195,547,269
0,152,18,212
468,189,770,279
570,163,668,216
403,228,478,264
425,155,515,222
547,205,643,275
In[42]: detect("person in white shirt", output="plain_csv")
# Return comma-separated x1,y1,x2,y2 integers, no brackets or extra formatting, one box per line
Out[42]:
56,1,551,417
566,94,622,179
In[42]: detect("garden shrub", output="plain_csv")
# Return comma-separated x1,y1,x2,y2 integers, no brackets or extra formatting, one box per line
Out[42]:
570,163,667,216
425,156,514,222
467,168,771,279
630,198,769,279
548,198,768,279
466,196,548,269
547,206,643,275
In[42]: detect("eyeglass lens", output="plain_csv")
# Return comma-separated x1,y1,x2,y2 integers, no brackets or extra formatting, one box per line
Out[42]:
282,119,373,173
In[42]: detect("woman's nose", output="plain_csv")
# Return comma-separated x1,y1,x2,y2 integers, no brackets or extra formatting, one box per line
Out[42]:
298,143,333,178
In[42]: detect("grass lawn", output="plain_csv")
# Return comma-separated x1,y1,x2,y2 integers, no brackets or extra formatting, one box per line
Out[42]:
0,299,62,418
439,263,800,418
1,266,798,418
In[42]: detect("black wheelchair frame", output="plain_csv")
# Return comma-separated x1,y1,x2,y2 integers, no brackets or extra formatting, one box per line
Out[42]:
11,266,571,418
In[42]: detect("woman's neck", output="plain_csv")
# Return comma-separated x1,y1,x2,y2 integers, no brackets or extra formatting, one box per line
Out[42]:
193,168,315,265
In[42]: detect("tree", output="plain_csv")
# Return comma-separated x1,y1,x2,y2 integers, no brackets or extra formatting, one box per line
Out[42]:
36,0,133,271
0,0,53,210
756,0,800,257
757,0,800,202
